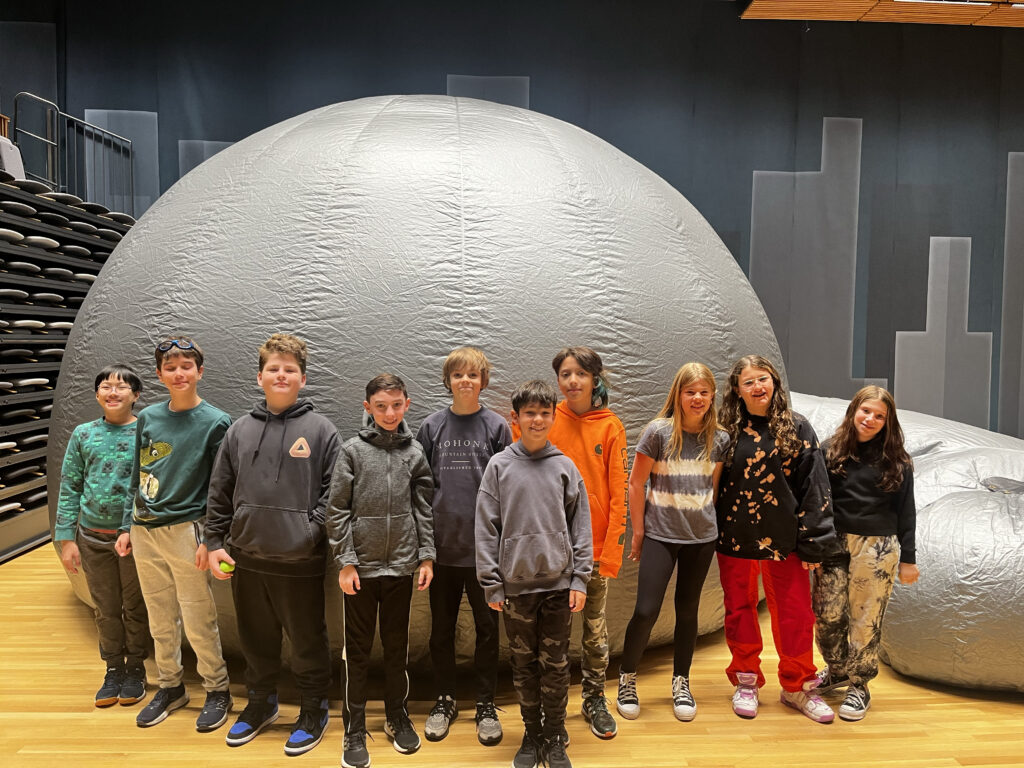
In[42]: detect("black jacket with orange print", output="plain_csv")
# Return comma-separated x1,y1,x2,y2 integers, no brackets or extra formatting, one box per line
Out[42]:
715,411,835,563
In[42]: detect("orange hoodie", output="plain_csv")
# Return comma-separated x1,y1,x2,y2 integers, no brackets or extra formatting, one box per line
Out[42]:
515,401,627,577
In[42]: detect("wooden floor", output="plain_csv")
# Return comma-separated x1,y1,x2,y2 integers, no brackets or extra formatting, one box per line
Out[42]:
1,545,1022,768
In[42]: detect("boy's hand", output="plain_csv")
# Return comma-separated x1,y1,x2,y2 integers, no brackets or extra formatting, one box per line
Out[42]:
59,540,81,574
898,562,920,585
488,601,504,612
208,548,234,580
339,565,361,595
114,532,132,557
417,560,434,591
569,589,587,612
628,530,644,562
194,542,209,571
802,560,820,571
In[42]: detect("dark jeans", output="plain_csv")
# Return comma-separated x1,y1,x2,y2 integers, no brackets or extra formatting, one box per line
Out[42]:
429,563,499,703
342,575,413,733
231,566,331,703
620,537,715,677
77,527,149,668
504,589,572,738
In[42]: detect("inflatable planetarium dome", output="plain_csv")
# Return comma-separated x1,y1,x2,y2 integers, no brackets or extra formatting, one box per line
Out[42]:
47,94,782,663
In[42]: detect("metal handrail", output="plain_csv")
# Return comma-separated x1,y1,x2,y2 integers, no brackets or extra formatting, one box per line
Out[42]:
12,92,135,215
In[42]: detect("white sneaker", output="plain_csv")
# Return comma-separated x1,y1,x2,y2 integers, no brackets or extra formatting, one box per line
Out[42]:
671,676,696,721
780,688,835,723
731,672,759,719
615,671,639,720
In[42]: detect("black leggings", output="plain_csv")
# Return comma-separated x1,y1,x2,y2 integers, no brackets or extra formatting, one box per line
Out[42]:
619,536,716,677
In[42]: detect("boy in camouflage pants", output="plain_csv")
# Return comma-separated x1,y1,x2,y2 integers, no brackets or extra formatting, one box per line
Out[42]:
476,381,593,768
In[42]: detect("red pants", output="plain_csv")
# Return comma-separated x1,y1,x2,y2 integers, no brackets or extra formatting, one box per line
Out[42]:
717,552,817,692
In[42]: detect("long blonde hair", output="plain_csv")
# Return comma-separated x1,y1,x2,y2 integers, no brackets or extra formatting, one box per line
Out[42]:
656,362,718,462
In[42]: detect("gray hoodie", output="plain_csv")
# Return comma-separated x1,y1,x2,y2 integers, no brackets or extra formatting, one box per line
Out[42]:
326,415,435,578
475,441,593,603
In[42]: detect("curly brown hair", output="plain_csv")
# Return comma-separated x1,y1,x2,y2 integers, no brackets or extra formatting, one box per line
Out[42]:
826,386,912,492
258,333,308,374
719,355,801,462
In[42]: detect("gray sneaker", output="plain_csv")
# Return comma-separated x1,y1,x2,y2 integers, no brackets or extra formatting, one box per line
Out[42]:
475,700,503,746
581,694,616,739
424,695,457,741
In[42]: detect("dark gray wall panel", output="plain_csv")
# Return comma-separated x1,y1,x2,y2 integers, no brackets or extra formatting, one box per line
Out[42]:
446,75,529,109
895,237,992,428
750,117,884,397
997,153,1024,437
178,139,232,178
83,109,159,214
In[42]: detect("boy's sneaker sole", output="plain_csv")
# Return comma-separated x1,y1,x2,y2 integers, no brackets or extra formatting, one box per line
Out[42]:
137,689,189,727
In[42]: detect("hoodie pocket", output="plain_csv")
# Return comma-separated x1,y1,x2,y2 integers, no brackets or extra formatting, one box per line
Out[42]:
500,530,571,583
230,504,323,560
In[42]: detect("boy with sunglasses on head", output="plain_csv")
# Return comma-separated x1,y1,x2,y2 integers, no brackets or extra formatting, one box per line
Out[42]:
115,335,233,731
56,364,149,709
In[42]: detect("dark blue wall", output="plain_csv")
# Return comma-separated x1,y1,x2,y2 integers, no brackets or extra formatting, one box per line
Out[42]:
3,0,1022,432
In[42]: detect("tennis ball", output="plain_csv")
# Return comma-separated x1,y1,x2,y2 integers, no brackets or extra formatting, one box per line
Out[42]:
219,561,235,574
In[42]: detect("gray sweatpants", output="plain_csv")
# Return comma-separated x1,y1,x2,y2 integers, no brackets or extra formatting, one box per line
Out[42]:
131,520,228,691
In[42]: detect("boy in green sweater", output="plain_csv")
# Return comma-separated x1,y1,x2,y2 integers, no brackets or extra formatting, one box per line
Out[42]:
56,364,149,708
115,335,233,731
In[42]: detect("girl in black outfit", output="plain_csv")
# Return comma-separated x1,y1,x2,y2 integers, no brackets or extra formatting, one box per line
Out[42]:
812,385,918,722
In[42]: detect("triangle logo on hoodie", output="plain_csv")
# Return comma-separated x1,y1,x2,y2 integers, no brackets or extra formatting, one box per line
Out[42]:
289,437,311,458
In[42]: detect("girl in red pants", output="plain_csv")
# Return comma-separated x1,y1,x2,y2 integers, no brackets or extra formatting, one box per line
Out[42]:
715,355,836,723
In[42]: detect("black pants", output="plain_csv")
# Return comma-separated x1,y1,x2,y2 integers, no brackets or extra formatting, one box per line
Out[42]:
429,563,499,703
77,527,149,668
342,575,413,733
504,590,572,738
231,566,331,704
619,537,716,677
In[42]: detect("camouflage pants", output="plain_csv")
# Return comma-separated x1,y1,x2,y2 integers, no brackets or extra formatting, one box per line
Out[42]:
503,589,572,737
580,564,609,699
812,534,900,685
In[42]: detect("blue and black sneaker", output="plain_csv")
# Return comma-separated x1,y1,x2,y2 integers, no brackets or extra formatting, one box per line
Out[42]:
226,691,279,747
284,698,329,756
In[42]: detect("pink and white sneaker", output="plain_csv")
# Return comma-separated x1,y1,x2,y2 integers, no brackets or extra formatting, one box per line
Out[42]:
731,672,759,719
780,687,835,723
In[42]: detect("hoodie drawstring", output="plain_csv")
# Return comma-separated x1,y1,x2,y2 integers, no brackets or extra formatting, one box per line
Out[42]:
252,418,272,466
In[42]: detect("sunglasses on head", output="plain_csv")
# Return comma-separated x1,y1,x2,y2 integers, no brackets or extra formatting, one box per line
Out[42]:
156,338,195,352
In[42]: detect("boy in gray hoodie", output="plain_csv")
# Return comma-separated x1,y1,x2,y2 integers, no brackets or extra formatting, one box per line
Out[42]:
327,373,435,768
476,380,592,768
205,334,341,756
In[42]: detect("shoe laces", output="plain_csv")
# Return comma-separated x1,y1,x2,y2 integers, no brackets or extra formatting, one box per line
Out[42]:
672,676,693,705
389,711,415,737
430,696,455,718
845,686,868,709
475,701,500,723
294,706,323,734
103,667,124,685
545,734,568,760
619,672,638,702
345,730,367,749
205,691,230,712
587,694,610,715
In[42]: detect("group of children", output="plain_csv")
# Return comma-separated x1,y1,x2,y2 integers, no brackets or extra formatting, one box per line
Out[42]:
56,336,919,768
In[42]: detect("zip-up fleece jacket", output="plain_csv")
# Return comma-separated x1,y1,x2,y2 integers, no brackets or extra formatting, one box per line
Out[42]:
715,411,835,563
205,398,341,577
511,402,627,578
326,416,435,578
475,441,593,604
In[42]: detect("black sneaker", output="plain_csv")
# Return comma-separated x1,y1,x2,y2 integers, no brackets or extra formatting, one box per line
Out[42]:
839,684,871,721
512,730,542,768
424,695,458,741
119,664,146,706
475,700,503,746
384,710,421,754
196,689,233,732
137,684,189,727
341,730,371,768
543,733,573,768
284,699,329,756
581,694,617,739
226,691,279,747
95,665,124,708
816,666,851,694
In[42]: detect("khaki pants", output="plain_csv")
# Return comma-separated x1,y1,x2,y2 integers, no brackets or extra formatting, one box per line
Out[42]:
131,521,228,691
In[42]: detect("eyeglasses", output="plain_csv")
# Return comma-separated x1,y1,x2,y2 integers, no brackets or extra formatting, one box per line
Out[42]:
739,375,772,390
156,339,195,352
97,384,133,394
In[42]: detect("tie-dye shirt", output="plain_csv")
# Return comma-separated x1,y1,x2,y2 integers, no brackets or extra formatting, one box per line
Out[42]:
635,419,729,544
